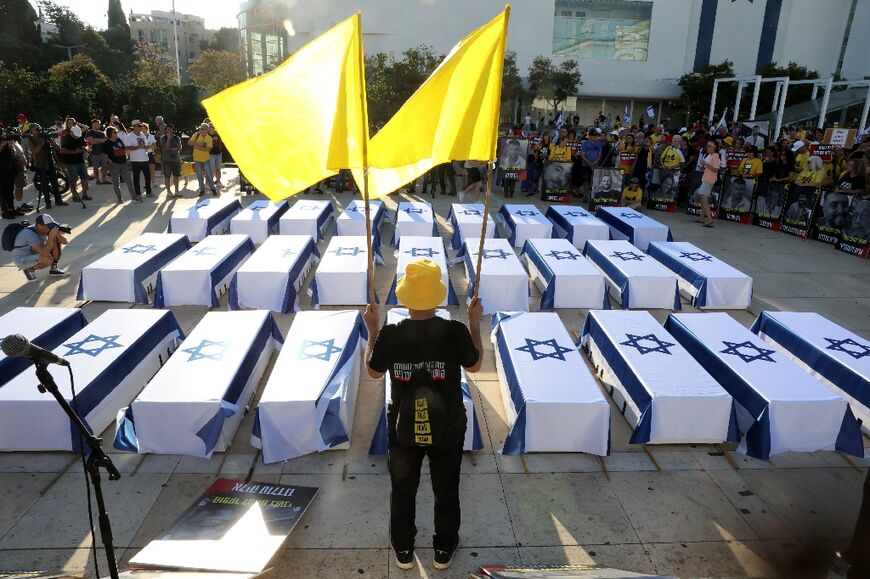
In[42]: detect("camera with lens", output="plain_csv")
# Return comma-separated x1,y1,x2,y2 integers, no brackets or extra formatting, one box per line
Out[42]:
47,222,72,235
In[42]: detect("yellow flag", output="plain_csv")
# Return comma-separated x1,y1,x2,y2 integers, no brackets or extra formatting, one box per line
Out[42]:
203,14,368,201
354,7,510,198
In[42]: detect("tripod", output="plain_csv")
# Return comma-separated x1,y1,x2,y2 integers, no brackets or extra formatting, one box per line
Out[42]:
34,363,120,579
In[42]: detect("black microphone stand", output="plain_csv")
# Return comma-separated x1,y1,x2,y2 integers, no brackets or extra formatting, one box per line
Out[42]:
34,362,120,579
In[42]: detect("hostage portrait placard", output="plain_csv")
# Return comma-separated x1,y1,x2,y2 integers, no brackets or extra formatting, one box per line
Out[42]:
497,137,529,180
647,168,679,212
836,197,870,258
752,180,786,230
687,173,720,219
541,161,572,202
780,184,820,238
811,188,851,245
719,175,755,224
589,167,622,210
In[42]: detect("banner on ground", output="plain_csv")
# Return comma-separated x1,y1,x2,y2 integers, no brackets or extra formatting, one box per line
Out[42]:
836,196,870,258
647,168,679,213
752,180,786,230
589,167,622,210
686,172,720,219
719,174,755,224
811,187,850,245
541,161,571,202
497,136,528,181
780,184,820,238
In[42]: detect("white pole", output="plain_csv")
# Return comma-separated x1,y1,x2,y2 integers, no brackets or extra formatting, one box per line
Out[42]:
811,84,819,101
172,0,181,83
775,79,789,140
733,82,744,126
749,75,761,121
817,77,833,129
772,81,782,113
709,79,719,126
860,85,870,135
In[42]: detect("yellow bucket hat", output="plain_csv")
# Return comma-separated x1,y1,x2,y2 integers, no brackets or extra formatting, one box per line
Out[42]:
396,259,447,310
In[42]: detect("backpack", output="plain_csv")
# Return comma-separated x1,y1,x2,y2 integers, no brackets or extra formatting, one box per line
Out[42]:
2,220,31,251
394,367,448,449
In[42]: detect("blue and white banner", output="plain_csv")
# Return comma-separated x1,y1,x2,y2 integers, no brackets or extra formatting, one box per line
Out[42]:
648,241,753,309
229,235,320,313
496,204,553,248
595,206,673,252
666,312,863,459
279,199,335,241
0,307,88,387
369,308,483,455
580,310,737,445
253,310,366,463
392,201,437,247
751,311,870,434
456,238,528,315
154,234,254,307
168,197,242,242
335,200,386,263
447,203,497,250
583,240,681,310
545,205,610,249
520,238,609,310
386,236,458,307
77,233,190,304
310,236,378,307
115,310,282,458
0,309,183,451
229,199,289,245
492,312,610,455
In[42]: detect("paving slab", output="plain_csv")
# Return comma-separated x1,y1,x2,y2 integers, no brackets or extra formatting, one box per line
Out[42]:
272,548,388,579
0,473,58,541
517,544,656,574
387,547,521,579
644,540,779,577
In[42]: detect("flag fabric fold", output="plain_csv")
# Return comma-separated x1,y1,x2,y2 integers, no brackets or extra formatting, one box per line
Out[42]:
353,7,510,199
203,14,369,201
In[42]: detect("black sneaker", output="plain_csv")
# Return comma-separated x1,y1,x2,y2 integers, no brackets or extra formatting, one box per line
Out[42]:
198,190,205,197
49,267,70,277
54,200,69,206
24,268,38,283
82,194,93,201
393,548,414,570
433,539,459,570
211,189,218,196
19,203,33,211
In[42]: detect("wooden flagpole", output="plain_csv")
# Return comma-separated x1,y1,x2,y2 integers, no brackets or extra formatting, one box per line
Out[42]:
356,12,376,305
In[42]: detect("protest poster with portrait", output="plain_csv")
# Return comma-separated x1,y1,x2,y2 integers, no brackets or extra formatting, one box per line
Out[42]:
646,168,679,212
811,188,851,245
726,151,747,175
752,180,786,231
836,197,870,258
618,151,636,175
541,161,572,203
589,167,622,210
779,184,820,238
686,173,720,220
497,137,529,182
719,174,755,224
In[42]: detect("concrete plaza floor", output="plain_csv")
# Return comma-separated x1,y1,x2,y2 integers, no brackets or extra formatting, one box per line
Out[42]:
0,173,867,578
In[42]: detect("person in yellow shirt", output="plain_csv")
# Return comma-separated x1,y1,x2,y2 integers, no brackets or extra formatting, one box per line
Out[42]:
621,177,643,210
659,136,685,170
188,122,217,196
548,141,572,162
648,125,664,146
793,155,827,187
790,140,809,177
737,147,763,178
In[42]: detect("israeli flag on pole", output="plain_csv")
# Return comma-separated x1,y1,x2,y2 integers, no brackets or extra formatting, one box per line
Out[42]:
715,108,729,130
646,105,655,120
552,112,563,141
623,105,631,126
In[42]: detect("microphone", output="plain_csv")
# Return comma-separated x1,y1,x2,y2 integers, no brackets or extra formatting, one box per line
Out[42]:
1,334,70,367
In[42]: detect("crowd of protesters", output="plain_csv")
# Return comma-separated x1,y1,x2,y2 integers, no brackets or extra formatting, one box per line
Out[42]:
0,114,225,220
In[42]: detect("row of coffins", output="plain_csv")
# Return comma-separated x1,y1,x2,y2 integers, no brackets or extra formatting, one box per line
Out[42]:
0,306,865,462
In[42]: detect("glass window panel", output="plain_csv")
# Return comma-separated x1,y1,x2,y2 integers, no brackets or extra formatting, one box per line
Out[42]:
553,0,652,61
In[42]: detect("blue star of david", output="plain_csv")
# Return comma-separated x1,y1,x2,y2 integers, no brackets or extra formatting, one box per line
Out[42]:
249,204,267,212
121,244,157,254
546,250,582,261
461,209,482,216
405,247,439,258
610,251,645,262
192,246,218,256
63,334,124,357
182,339,227,362
194,200,210,209
297,205,321,211
404,207,424,214
720,341,776,363
563,211,589,218
620,212,642,219
281,248,297,258
824,337,870,360
331,246,363,257
298,338,343,362
474,249,510,260
620,333,676,355
515,338,573,361
679,252,713,262
513,210,539,217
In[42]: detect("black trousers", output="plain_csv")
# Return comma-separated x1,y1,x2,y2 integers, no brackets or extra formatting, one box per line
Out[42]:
131,161,151,196
388,409,464,552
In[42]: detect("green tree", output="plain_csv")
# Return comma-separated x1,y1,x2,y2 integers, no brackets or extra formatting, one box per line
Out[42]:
188,49,246,95
756,61,820,114
365,45,442,130
677,61,735,125
0,0,44,70
527,56,581,113
501,51,527,125
207,28,240,53
47,54,115,119
102,0,133,61
107,0,128,31
133,43,179,86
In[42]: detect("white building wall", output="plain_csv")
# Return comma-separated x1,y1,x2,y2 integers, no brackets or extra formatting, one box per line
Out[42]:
772,0,849,76
840,0,870,79
708,0,767,74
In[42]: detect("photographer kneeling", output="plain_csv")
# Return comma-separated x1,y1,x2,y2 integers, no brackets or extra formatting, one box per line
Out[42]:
9,214,70,283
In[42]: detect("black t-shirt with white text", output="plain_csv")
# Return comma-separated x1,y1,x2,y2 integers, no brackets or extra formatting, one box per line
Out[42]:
60,134,86,164
368,317,478,410
837,173,865,193
103,139,128,164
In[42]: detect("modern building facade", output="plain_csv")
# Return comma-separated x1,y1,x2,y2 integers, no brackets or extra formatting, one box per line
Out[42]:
237,0,869,124
129,10,213,83
237,0,292,77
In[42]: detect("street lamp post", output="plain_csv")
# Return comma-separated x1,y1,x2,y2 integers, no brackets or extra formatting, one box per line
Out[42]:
172,0,181,83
